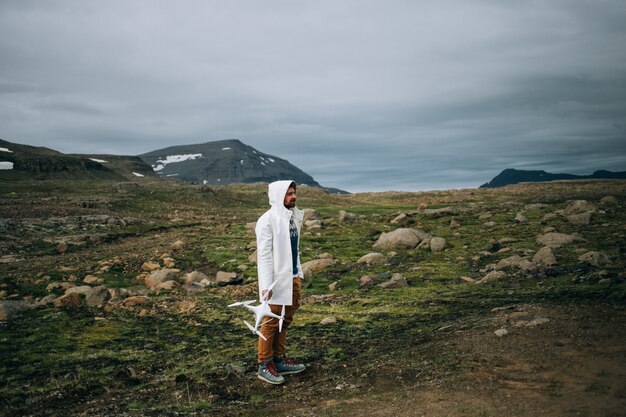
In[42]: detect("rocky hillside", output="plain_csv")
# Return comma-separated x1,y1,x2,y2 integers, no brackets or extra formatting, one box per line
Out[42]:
0,138,155,181
480,168,626,188
138,139,321,187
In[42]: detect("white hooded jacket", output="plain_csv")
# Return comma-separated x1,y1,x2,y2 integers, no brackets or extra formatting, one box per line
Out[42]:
255,180,304,306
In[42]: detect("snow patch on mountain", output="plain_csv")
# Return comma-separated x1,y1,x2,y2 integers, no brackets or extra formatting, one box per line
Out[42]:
152,153,203,172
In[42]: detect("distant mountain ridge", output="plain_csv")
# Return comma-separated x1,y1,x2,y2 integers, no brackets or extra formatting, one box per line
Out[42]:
0,138,155,181
480,168,626,188
138,139,322,187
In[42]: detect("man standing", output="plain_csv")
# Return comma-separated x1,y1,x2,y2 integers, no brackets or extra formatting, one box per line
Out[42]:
255,180,306,384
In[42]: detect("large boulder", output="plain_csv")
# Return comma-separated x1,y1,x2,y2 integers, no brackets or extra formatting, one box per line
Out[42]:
373,228,422,250
303,208,321,223
0,300,36,320
357,253,387,265
145,268,177,289
302,258,335,272
532,247,557,267
379,273,409,289
563,200,597,215
429,237,447,253
54,292,83,308
85,286,111,307
536,232,577,248
578,251,611,268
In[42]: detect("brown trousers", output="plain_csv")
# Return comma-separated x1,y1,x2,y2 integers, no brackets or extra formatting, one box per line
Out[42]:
257,277,301,363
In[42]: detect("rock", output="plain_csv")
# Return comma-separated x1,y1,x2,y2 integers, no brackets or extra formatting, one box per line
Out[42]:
245,221,256,230
328,281,339,291
484,221,496,227
162,257,176,268
359,275,376,287
305,219,323,229
320,317,337,325
215,271,241,285
536,232,577,248
564,200,597,215
65,286,93,296
83,275,104,285
46,281,75,292
38,294,57,305
183,271,210,285
108,288,129,303
248,250,257,264
0,300,36,320
86,286,110,307
495,255,534,272
450,219,461,228
567,212,591,226
0,255,23,264
338,210,357,223
145,268,177,289
477,270,507,284
122,296,150,307
498,237,518,244
54,292,83,308
598,278,612,284
494,328,509,337
302,208,321,223
318,253,334,259
479,213,493,221
373,228,422,250
599,195,618,205
379,273,409,289
182,282,207,293
429,237,447,253
515,212,527,223
391,213,410,225
541,213,558,223
357,253,387,265
57,242,68,254
171,240,185,250
155,280,180,291
302,258,335,272
459,276,476,283
542,226,556,233
578,251,611,267
141,261,160,272
387,251,397,258
533,247,557,267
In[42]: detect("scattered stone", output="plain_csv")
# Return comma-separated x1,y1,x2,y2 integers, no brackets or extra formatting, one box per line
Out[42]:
145,268,177,289
541,213,558,223
318,253,334,259
357,253,387,265
83,275,104,285
533,247,557,267
0,255,23,264
359,275,376,287
155,280,180,291
108,288,129,303
563,200,597,215
248,250,257,264
598,278,612,284
162,257,176,268
514,213,527,223
141,261,160,272
450,219,461,228
477,270,507,284
498,237,518,244
373,228,423,250
56,242,68,254
495,255,534,272
578,251,611,267
387,251,397,258
46,282,75,292
171,240,185,250
391,213,410,225
338,210,357,223
245,222,256,230
536,232,577,248
302,208,321,223
215,271,240,285
479,213,493,221
497,247,512,254
459,276,476,283
567,212,592,226
494,328,509,337
86,286,110,307
484,221,496,227
542,226,556,233
302,258,335,272
122,296,150,307
599,195,618,205
183,271,211,285
182,282,207,293
429,237,447,253
65,286,93,296
0,300,36,320
320,317,337,325
379,273,409,289
328,281,339,291
305,220,323,229
38,294,57,305
54,292,82,308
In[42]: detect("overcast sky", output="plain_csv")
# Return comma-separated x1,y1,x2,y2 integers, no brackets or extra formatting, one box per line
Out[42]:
1,1,625,192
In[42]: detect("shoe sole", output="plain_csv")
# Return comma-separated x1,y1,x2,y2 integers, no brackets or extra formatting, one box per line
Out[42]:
278,368,306,375
257,374,284,385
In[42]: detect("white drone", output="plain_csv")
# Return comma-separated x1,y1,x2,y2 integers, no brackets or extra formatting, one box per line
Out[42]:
227,279,285,341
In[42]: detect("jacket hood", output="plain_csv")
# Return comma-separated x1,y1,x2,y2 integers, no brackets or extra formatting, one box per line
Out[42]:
267,180,296,209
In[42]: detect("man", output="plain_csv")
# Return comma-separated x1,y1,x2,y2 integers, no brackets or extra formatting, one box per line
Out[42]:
254,180,307,384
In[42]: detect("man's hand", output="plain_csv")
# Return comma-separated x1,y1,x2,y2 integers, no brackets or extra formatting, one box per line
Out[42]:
261,289,273,300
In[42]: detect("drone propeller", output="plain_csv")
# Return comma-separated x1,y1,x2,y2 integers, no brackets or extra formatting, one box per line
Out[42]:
227,300,255,308
244,320,267,341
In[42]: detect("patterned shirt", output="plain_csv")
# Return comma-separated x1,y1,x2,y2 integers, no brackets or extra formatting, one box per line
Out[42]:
289,213,299,275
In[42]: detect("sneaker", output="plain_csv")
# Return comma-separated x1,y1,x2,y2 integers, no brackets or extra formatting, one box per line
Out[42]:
274,355,306,375
257,360,285,385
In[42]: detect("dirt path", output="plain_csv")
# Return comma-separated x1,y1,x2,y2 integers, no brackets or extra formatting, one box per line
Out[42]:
279,302,626,417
